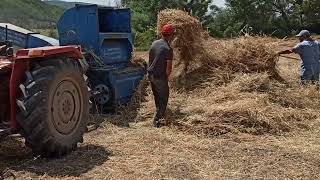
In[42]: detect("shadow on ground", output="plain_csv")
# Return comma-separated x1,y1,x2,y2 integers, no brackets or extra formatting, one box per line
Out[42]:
166,105,188,126
0,136,110,178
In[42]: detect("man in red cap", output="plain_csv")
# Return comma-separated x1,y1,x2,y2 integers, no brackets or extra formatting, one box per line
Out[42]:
148,24,175,128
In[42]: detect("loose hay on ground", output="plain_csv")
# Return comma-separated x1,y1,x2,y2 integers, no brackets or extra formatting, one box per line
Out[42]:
168,73,320,136
153,9,320,136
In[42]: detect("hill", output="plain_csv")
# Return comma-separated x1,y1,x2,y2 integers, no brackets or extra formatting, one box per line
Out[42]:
44,0,89,9
0,0,64,29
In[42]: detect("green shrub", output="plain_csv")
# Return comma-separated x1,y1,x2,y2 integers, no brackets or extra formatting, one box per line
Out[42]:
134,27,156,51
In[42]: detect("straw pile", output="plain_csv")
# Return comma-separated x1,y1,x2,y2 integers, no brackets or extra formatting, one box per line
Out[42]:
203,38,282,78
157,9,205,81
157,9,203,46
167,72,320,136
157,9,282,88
150,9,320,136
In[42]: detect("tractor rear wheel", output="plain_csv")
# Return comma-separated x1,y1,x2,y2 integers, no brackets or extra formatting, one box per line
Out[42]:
0,70,10,123
17,58,89,157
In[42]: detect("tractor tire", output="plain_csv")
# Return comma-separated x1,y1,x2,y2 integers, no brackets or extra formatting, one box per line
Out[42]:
0,71,10,123
17,58,89,157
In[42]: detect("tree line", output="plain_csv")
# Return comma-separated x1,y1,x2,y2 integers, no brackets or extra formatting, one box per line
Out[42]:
123,0,320,49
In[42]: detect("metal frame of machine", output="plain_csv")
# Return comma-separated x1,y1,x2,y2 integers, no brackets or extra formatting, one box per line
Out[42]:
57,4,145,112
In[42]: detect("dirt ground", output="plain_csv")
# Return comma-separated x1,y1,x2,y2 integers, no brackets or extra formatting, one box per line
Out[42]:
2,38,320,180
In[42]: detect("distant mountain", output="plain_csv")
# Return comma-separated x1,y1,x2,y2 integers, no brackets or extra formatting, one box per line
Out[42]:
0,0,64,29
43,0,90,9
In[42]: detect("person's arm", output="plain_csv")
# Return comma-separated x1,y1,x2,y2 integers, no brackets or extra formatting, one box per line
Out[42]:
277,49,294,55
278,43,301,55
166,49,174,78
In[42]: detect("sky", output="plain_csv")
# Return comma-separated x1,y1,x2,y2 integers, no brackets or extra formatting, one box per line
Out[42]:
61,0,226,7
212,0,225,7
62,0,117,6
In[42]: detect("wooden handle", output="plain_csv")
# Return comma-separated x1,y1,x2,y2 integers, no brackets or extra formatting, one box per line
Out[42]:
280,55,300,61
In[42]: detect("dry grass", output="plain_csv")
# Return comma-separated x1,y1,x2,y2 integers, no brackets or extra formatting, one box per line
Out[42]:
202,37,282,79
158,10,282,88
157,9,203,46
3,115,320,179
156,9,320,137
168,72,320,137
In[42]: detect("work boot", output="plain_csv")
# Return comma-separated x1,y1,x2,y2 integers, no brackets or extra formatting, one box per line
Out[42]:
153,118,165,128
153,120,161,128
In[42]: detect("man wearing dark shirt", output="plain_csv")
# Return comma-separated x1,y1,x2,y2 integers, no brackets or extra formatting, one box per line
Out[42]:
148,24,174,128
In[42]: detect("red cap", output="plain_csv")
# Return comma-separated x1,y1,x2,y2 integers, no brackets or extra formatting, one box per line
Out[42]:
162,24,174,36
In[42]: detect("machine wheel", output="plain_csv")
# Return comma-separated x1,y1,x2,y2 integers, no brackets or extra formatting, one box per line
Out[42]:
17,58,89,157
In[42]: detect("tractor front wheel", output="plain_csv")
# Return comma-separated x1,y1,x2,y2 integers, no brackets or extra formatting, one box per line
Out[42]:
17,58,89,157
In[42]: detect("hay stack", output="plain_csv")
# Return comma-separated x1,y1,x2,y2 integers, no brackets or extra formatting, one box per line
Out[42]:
138,9,320,137
157,9,205,78
157,9,281,86
157,9,203,46
204,37,281,79
169,72,320,136
153,9,317,136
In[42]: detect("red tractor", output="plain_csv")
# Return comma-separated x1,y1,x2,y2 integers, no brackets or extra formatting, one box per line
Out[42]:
0,43,89,157
0,5,145,157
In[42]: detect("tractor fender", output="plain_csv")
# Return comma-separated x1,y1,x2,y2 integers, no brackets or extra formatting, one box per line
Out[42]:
16,46,83,59
15,46,88,70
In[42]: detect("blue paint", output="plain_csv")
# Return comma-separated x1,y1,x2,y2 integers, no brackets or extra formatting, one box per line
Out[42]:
0,4,145,112
58,5,134,66
58,4,145,110
0,23,59,48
